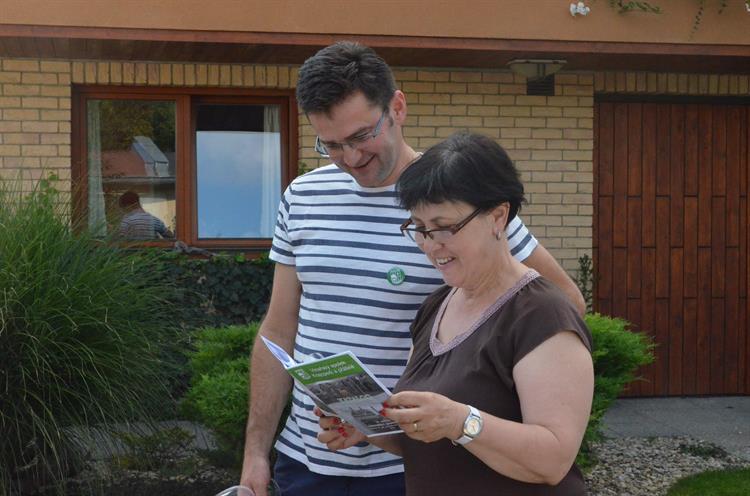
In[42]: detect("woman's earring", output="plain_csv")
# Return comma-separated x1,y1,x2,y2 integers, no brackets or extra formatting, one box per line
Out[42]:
495,230,502,241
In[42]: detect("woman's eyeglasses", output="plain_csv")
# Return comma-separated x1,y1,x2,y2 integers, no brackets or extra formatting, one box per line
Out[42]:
400,207,483,245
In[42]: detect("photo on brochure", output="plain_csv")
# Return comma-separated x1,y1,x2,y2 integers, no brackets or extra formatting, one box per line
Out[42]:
261,336,403,436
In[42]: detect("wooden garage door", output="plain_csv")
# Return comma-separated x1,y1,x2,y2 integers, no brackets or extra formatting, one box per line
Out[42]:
594,99,749,396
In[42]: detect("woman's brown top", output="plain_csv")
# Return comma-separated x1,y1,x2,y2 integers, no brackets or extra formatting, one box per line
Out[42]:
393,271,592,496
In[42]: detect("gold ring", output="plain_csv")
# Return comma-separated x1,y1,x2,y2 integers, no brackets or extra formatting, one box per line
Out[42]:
413,421,419,432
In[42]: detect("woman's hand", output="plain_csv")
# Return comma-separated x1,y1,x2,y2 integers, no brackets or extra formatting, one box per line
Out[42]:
383,391,467,443
315,407,367,450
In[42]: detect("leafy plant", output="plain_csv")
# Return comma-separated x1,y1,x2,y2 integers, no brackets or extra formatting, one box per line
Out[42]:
0,175,184,495
158,252,274,329
180,324,259,467
578,313,655,467
609,0,661,13
605,0,750,38
575,254,594,314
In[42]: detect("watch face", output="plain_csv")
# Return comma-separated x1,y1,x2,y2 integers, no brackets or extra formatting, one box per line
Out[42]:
465,418,481,436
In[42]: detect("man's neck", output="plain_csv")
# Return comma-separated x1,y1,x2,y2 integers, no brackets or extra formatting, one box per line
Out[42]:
395,145,420,176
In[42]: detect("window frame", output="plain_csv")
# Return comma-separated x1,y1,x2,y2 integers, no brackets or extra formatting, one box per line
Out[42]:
72,85,298,252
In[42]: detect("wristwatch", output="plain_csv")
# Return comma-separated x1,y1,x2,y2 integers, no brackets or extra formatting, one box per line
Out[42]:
452,405,483,446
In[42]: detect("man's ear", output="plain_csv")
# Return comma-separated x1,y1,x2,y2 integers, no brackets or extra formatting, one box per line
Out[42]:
390,90,408,125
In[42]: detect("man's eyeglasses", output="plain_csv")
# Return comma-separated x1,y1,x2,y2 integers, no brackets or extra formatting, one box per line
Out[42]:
400,207,483,245
314,109,389,158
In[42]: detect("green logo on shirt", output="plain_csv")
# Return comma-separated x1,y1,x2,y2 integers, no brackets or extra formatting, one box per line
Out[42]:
386,267,406,286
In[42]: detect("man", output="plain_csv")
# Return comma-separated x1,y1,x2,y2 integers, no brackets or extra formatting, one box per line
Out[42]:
117,190,173,240
241,41,586,496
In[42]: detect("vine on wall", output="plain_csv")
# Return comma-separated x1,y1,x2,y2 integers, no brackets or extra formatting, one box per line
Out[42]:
606,0,750,38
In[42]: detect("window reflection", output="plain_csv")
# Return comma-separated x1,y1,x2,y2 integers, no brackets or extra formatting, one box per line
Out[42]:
196,104,281,239
86,99,176,240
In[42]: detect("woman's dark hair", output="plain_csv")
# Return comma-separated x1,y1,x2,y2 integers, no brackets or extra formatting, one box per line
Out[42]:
296,41,397,115
396,131,526,226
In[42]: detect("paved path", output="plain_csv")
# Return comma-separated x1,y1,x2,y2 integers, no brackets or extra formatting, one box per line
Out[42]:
601,396,750,461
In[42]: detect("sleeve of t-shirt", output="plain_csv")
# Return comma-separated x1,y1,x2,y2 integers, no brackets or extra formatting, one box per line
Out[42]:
269,184,295,266
504,215,538,263
154,217,169,236
507,281,592,368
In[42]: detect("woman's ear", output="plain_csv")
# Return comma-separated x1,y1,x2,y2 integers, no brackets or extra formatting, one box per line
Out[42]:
491,203,510,232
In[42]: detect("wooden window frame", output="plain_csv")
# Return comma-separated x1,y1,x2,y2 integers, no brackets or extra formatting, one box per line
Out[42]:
72,84,298,252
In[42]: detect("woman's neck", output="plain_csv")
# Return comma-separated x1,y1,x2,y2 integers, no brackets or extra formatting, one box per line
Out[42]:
457,255,529,309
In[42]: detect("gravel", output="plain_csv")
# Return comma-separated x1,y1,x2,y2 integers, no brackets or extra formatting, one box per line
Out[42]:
585,436,750,496
34,433,750,495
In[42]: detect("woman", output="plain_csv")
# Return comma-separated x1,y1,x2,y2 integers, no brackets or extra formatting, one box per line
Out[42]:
318,131,594,495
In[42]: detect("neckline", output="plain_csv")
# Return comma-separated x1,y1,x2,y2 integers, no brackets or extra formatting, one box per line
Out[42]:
429,269,540,356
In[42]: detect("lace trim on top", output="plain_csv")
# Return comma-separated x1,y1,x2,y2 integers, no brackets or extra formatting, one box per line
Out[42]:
429,269,540,356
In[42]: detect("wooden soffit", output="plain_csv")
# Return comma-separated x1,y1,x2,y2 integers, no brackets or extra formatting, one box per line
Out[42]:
0,24,749,74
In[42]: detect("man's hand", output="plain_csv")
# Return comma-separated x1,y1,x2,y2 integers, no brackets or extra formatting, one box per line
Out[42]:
240,454,272,496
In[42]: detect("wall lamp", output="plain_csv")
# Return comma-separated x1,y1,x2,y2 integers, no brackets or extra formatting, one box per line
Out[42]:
506,59,567,82
570,1,591,16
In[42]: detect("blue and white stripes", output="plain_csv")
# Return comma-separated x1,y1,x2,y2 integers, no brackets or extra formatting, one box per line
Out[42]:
269,164,537,477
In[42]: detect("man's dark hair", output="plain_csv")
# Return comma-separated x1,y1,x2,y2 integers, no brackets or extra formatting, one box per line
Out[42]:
118,190,140,209
296,41,397,115
396,131,526,226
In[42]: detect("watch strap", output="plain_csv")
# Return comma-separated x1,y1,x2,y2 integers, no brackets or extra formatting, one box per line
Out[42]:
452,405,481,446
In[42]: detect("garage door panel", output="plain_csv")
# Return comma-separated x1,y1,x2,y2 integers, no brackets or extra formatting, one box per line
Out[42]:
711,196,726,299
725,250,740,393
628,103,643,196
598,102,615,196
656,105,672,196
698,107,713,247
670,105,685,248
712,106,727,197
683,196,698,298
684,105,700,196
627,198,642,299
642,104,657,247
710,297,726,393
595,100,749,396
683,298,698,395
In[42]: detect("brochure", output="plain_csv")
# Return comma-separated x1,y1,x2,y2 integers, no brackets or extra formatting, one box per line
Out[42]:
261,336,403,437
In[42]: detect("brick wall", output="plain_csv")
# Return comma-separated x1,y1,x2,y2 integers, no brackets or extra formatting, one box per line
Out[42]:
391,69,595,273
2,56,749,275
0,59,72,190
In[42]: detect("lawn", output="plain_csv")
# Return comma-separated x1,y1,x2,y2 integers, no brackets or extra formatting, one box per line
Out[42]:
667,467,750,496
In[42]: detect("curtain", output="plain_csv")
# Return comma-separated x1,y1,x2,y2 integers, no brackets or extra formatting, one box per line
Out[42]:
86,101,106,236
261,106,281,237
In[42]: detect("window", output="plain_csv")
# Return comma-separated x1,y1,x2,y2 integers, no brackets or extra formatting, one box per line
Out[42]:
72,86,297,251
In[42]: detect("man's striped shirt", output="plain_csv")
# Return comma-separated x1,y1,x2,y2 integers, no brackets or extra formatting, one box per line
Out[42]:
269,164,538,477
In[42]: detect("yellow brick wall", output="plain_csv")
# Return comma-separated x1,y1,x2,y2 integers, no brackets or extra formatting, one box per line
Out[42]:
2,56,750,275
391,69,595,273
0,59,72,189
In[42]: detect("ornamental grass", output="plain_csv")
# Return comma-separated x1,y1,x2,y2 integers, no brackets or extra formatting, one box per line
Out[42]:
0,176,183,495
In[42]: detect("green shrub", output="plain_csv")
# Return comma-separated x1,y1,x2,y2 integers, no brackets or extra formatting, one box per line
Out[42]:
575,254,594,314
579,313,655,466
158,253,274,329
180,324,260,466
0,176,184,495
